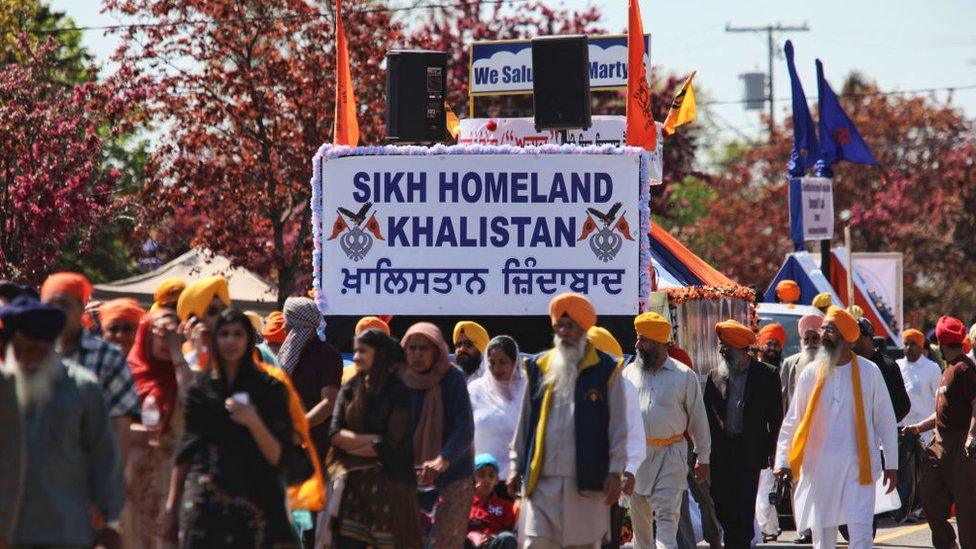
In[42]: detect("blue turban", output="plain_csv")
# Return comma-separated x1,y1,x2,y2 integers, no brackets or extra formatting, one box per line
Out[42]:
0,295,66,343
474,452,500,472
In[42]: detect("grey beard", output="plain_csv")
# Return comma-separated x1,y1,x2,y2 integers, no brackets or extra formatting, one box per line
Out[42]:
3,346,59,410
545,335,586,401
813,343,847,378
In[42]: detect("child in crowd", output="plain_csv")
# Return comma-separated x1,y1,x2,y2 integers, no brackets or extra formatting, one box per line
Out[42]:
466,453,517,549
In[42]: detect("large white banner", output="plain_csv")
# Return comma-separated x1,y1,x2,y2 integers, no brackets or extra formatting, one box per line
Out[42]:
853,252,903,334
318,152,643,315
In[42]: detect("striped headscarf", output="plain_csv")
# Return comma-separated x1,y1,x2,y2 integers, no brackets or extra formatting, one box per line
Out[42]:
278,297,323,375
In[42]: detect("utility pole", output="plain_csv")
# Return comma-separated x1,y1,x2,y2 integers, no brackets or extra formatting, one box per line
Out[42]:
725,22,810,141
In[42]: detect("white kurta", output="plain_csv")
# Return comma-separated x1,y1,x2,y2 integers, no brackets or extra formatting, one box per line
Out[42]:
623,374,647,475
896,356,942,447
774,358,898,531
469,374,526,480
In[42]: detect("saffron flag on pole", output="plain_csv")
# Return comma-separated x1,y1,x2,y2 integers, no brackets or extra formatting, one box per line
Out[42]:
662,70,696,135
333,0,359,147
816,59,878,169
625,0,655,150
445,102,460,139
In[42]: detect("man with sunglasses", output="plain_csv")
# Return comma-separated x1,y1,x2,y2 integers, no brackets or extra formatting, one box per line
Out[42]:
41,272,140,464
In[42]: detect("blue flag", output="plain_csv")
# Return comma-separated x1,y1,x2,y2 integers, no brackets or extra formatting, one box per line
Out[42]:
816,59,879,169
785,41,819,178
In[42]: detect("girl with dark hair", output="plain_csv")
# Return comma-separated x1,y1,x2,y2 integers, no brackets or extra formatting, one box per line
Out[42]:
164,308,299,548
318,328,421,548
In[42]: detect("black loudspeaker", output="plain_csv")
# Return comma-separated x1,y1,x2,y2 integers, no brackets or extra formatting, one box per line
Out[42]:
531,35,591,131
386,50,447,143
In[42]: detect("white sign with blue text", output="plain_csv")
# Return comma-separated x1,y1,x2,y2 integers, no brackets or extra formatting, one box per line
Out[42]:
319,152,642,315
799,176,834,241
469,34,651,96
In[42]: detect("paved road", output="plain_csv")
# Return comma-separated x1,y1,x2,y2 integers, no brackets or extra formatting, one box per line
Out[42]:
757,518,940,548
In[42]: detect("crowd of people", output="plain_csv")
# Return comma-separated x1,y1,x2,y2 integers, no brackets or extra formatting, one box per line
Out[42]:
0,273,974,549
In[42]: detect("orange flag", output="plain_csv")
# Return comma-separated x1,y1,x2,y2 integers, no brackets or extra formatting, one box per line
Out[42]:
333,0,359,146
328,215,349,240
577,215,599,241
614,214,636,241
365,214,385,240
625,0,655,151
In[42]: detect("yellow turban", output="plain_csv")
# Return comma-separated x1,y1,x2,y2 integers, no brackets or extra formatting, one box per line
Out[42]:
244,311,263,334
153,278,186,310
812,292,833,309
825,306,859,343
176,275,231,321
715,319,756,349
847,304,864,319
453,321,489,354
775,280,800,304
902,328,925,348
634,312,671,343
355,316,390,336
587,326,623,358
549,292,596,331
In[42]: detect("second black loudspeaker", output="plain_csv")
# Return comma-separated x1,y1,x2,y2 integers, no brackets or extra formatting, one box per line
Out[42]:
386,50,447,143
531,35,591,131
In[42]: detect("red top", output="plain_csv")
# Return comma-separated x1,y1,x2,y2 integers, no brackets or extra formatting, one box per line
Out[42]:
468,493,516,539
936,354,976,434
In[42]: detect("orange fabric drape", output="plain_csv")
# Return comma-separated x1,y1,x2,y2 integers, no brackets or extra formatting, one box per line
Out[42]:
625,0,655,151
333,0,359,147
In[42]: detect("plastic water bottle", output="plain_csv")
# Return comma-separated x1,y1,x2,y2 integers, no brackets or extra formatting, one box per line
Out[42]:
142,395,160,431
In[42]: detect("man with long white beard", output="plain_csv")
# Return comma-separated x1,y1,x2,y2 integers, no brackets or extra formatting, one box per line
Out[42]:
508,293,627,548
624,312,710,549
704,320,783,549
775,306,898,549
781,314,824,413
0,296,124,547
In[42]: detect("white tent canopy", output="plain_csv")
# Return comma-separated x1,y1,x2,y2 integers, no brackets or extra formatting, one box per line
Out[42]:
93,248,279,313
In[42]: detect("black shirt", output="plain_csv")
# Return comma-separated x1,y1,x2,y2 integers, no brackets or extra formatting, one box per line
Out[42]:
871,350,912,423
177,363,296,547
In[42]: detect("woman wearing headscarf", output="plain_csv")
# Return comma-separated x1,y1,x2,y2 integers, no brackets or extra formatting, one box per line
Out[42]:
124,306,192,549
401,322,475,548
278,297,343,463
163,309,305,548
319,329,421,548
467,336,525,493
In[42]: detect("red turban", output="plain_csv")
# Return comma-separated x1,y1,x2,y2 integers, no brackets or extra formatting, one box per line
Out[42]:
936,315,966,346
715,320,756,349
40,272,93,305
99,298,146,328
262,311,286,344
757,323,786,348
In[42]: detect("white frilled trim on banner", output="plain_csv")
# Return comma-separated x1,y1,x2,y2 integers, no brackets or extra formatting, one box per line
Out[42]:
310,143,655,325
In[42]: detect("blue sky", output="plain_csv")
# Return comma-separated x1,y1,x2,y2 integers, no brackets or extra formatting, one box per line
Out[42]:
50,0,976,141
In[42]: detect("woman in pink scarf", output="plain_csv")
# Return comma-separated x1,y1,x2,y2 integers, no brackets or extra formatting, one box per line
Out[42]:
401,322,475,548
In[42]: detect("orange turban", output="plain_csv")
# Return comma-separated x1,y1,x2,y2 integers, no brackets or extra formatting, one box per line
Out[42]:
715,319,756,349
263,311,286,344
965,337,973,355
587,326,623,358
176,276,231,321
825,306,859,343
634,312,671,343
775,280,800,304
41,272,93,305
355,316,390,336
549,292,596,331
902,328,925,348
758,323,786,348
99,298,145,328
153,278,186,309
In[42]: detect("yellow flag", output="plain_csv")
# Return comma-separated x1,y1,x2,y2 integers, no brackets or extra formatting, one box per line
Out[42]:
445,102,460,139
662,70,697,136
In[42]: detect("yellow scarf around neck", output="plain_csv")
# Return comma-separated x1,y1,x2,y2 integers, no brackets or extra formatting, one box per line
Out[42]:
787,352,872,485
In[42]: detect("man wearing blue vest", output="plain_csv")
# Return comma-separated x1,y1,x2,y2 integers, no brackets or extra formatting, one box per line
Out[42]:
508,292,628,548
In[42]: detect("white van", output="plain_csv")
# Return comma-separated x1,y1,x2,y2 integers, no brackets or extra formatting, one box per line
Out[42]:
755,302,822,358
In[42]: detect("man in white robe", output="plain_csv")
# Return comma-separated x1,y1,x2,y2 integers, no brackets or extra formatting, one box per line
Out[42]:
897,328,942,448
775,306,898,549
509,293,628,548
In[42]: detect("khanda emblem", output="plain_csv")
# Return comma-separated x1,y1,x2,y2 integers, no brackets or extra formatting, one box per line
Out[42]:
328,202,384,262
577,202,635,262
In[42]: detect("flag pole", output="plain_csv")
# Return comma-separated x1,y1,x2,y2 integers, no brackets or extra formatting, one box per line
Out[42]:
844,225,854,307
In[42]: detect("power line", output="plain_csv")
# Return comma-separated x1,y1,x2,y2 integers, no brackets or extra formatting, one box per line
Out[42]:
29,0,527,35
698,83,976,107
